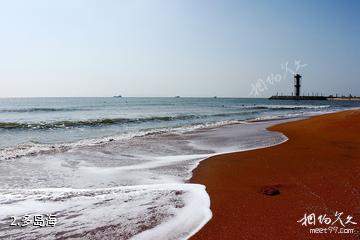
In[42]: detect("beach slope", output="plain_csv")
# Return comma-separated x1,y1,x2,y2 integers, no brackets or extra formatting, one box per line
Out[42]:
191,110,360,239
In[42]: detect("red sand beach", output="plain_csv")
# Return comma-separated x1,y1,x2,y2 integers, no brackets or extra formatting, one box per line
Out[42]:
191,110,360,239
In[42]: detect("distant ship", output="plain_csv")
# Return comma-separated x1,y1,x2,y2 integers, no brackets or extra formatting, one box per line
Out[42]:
213,96,217,98
113,95,122,98
175,96,180,98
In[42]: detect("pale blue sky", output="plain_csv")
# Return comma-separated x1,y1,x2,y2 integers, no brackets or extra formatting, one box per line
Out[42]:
0,0,359,97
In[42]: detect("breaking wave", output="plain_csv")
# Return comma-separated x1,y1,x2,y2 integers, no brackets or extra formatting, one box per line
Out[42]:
0,105,331,130
0,115,201,130
0,120,242,161
0,107,88,113
243,104,331,110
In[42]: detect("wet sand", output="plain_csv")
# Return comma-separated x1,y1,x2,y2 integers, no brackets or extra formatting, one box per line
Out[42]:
191,110,360,239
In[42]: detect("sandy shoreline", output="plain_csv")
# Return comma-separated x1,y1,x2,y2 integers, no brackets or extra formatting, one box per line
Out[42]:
191,110,360,239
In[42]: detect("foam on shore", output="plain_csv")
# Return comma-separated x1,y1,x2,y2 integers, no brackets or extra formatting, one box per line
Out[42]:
0,184,211,240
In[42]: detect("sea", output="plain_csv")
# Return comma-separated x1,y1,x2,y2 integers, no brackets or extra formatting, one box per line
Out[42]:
0,97,359,239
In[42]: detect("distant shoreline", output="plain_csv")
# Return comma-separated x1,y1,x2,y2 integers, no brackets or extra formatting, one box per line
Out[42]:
269,95,360,101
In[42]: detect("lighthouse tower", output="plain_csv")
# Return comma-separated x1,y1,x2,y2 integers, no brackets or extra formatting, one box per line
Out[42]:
294,74,302,97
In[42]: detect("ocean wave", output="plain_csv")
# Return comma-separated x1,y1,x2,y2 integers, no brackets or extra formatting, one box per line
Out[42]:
0,104,329,114
0,110,260,130
211,110,261,117
0,115,201,130
0,110,314,160
0,105,330,130
244,104,330,110
0,120,242,160
0,107,88,113
248,114,301,122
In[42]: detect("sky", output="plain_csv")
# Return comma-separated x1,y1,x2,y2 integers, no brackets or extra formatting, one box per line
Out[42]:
0,0,359,97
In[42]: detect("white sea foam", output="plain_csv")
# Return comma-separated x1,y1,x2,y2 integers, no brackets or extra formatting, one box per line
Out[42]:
0,184,211,240
131,184,211,240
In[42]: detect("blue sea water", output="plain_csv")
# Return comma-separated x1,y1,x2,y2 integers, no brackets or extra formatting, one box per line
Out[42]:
0,97,356,150
0,97,359,239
